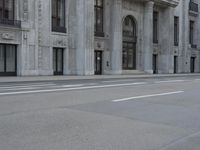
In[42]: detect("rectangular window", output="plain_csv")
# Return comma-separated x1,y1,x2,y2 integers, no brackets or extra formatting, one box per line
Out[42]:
153,11,159,43
0,0,14,20
52,0,66,33
174,16,179,46
94,0,104,37
189,20,194,45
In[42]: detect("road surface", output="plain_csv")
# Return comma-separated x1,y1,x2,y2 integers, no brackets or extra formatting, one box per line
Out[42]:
0,76,200,150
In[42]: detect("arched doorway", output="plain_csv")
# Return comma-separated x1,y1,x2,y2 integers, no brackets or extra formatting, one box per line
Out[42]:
122,16,137,70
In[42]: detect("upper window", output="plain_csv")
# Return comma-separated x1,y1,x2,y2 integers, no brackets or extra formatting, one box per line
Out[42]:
189,20,197,48
0,0,14,20
123,16,136,37
189,20,194,45
174,16,179,46
52,0,66,33
94,0,104,37
153,11,159,44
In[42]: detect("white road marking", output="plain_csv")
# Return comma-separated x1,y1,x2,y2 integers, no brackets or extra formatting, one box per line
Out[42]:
155,80,185,84
112,91,184,102
194,79,200,81
0,84,56,89
102,79,135,83
0,82,147,96
61,84,84,88
85,83,97,86
0,84,84,91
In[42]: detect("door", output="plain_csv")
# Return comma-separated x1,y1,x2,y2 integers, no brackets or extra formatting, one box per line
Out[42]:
174,56,178,74
153,54,158,74
190,57,195,73
53,48,63,75
95,51,102,75
122,42,136,70
0,44,17,76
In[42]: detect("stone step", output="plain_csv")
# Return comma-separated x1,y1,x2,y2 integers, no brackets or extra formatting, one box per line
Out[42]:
121,70,147,75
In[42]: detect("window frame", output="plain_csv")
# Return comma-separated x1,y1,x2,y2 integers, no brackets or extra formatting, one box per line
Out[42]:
174,16,179,46
153,11,159,44
52,0,66,33
94,0,104,37
0,0,15,21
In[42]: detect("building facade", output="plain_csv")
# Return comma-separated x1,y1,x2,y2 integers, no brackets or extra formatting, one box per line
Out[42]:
0,0,199,76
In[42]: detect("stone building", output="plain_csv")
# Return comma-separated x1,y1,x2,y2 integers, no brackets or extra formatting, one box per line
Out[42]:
0,0,199,76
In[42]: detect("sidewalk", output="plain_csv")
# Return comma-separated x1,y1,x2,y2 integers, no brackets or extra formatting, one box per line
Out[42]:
0,73,200,83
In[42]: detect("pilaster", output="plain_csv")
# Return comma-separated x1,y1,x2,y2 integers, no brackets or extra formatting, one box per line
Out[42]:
143,1,154,74
76,0,94,75
110,0,122,74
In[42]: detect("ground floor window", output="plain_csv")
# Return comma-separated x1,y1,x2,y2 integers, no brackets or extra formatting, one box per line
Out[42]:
0,44,17,76
122,42,136,70
53,48,64,75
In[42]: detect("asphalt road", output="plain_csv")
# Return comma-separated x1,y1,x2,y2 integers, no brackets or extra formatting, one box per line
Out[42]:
0,76,200,150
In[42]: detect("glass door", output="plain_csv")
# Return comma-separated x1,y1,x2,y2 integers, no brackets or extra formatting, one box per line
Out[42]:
153,54,158,74
95,51,102,75
53,48,64,75
0,44,17,76
190,57,195,73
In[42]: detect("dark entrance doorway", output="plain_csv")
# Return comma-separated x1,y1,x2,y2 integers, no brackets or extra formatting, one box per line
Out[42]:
153,54,158,74
122,15,137,70
0,44,17,76
190,57,195,73
94,51,102,75
174,56,178,74
53,48,64,75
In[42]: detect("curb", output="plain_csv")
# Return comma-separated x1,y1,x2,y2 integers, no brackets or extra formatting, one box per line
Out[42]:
0,74,199,84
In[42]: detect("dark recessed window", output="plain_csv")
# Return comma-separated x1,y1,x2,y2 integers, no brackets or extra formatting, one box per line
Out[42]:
189,20,194,45
153,11,159,44
174,16,179,46
94,0,104,37
52,0,66,33
0,0,14,20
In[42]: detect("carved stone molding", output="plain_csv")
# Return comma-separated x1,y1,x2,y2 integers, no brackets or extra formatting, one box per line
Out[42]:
53,38,67,47
1,32,15,40
23,0,29,21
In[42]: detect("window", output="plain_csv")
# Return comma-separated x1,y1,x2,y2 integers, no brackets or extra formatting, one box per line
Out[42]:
153,11,159,43
0,0,14,20
174,16,179,46
189,20,196,48
52,0,66,33
94,0,104,36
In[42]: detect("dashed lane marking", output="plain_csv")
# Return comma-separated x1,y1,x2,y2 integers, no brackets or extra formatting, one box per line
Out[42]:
112,91,184,102
0,82,147,96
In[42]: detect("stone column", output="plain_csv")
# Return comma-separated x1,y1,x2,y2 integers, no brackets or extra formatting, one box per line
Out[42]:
110,0,122,74
159,7,174,73
76,0,94,75
143,1,154,74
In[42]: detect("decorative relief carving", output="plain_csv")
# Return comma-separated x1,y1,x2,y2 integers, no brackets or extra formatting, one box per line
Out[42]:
1,32,15,40
122,0,137,11
23,0,29,21
38,0,43,45
37,0,43,69
95,41,105,50
53,38,67,47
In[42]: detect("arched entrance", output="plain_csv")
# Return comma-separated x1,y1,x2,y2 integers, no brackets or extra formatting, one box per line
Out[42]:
122,16,137,70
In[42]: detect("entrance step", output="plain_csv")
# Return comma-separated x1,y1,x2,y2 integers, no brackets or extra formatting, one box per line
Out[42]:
122,70,147,75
